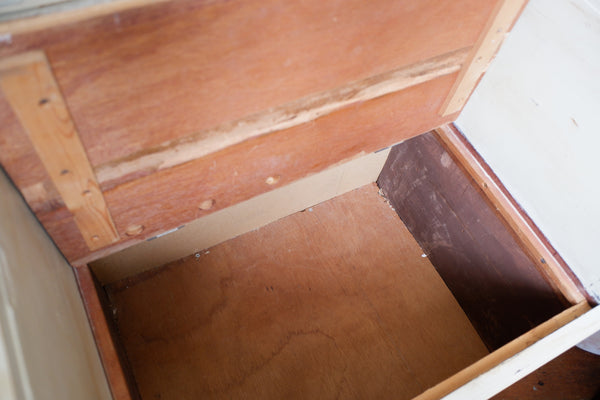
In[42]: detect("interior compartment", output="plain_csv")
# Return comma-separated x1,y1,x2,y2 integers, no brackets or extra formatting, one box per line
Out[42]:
1,2,599,399
87,131,580,399
104,184,487,399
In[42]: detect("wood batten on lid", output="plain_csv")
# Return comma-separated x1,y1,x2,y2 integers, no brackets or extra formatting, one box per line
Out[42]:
0,51,119,250
439,0,528,116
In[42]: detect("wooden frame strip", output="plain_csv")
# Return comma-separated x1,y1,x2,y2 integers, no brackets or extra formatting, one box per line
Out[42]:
74,264,138,400
434,124,586,305
439,0,527,116
94,47,469,187
413,302,598,400
0,51,119,250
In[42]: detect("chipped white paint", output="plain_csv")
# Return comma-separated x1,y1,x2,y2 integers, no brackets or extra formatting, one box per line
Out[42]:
457,0,600,301
0,33,11,43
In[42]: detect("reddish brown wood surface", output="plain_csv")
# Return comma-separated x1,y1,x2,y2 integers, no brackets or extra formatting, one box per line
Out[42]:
0,0,500,264
105,184,489,400
377,132,570,350
0,0,496,166
28,73,458,263
492,347,600,400
74,264,139,400
0,52,120,250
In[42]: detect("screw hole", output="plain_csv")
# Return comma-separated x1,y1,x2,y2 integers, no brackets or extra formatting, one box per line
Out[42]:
38,98,50,106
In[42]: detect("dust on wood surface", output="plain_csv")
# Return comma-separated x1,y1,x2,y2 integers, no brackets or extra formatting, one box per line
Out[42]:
106,184,488,400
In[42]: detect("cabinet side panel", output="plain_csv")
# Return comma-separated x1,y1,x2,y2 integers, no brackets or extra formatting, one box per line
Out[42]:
377,132,570,350
0,169,111,400
455,0,600,303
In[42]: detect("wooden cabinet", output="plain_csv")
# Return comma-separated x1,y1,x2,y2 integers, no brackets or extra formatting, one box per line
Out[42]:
0,0,599,399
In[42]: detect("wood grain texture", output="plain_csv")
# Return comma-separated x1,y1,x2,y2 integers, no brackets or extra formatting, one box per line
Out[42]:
415,302,592,400
492,346,600,400
93,48,468,186
440,0,527,116
434,124,587,304
377,132,570,350
0,51,118,250
29,72,457,264
90,148,391,284
73,265,138,400
0,0,498,264
0,0,497,167
105,184,489,400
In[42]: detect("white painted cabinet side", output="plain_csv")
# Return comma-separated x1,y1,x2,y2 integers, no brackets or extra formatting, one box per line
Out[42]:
0,170,111,399
457,0,600,302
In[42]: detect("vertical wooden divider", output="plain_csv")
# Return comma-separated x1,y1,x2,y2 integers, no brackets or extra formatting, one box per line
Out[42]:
0,51,119,250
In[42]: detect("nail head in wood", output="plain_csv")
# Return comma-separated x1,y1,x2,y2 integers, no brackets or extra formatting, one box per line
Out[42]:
199,199,215,211
265,175,281,185
125,224,144,236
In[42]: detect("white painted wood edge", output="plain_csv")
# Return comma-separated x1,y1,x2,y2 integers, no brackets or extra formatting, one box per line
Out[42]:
442,305,600,400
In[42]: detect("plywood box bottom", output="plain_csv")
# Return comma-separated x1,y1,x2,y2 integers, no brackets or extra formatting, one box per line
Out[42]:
80,131,599,400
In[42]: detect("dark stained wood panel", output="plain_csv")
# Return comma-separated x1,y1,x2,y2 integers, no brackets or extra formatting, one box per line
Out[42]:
492,347,600,400
34,73,459,263
0,0,497,166
105,184,489,400
377,132,570,350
